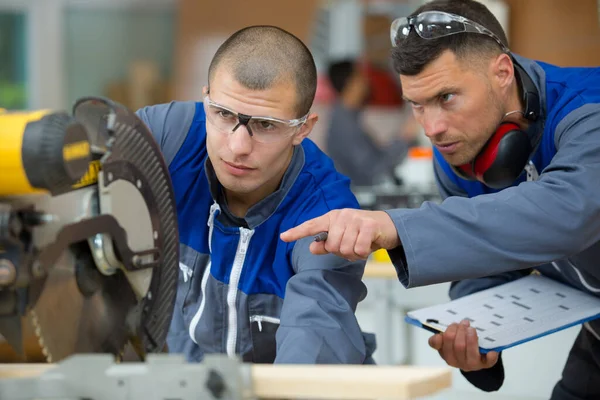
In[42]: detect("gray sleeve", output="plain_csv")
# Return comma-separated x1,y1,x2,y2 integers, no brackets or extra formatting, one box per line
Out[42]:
431,155,532,298
386,103,600,288
274,236,369,364
135,101,197,166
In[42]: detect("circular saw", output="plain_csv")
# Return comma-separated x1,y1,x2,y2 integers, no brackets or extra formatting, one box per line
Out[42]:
0,97,179,363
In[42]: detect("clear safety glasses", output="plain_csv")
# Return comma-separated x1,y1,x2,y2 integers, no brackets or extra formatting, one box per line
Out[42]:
203,95,308,144
390,11,510,53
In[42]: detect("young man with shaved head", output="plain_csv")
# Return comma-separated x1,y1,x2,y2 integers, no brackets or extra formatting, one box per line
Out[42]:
136,26,375,364
282,0,600,397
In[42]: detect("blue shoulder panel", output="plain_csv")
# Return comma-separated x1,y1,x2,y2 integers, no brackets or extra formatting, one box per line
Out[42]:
169,102,212,255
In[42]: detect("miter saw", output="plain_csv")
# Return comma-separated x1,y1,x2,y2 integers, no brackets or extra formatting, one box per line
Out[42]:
0,98,454,400
0,96,179,364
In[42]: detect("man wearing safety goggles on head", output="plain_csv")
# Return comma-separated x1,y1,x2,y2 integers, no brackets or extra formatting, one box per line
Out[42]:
136,26,376,366
281,0,600,397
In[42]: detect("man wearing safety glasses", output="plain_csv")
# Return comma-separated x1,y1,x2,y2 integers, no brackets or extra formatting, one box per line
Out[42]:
282,0,600,397
136,26,375,365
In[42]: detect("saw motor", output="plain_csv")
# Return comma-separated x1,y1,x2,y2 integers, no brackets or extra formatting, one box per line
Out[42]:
0,97,179,363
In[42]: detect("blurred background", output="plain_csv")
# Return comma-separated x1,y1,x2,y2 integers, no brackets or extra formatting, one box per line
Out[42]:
0,0,599,399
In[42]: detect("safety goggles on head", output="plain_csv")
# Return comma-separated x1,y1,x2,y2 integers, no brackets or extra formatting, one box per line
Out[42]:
203,95,308,144
390,11,510,53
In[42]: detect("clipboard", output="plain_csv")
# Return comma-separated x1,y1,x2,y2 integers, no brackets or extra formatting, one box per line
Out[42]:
405,274,600,353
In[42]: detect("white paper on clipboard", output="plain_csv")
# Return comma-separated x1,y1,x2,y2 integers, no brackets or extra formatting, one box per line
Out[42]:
405,274,600,353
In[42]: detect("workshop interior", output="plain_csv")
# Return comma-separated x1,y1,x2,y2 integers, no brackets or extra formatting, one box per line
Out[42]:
0,0,599,399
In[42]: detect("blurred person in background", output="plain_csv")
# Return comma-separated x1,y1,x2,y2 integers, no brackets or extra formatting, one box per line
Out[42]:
326,59,420,187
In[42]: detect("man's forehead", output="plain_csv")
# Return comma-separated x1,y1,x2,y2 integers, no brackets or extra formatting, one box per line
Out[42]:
401,73,457,103
400,56,470,102
209,69,299,117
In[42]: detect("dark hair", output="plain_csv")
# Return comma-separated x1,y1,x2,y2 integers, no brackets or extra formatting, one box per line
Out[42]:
327,60,356,94
391,0,509,76
208,25,317,117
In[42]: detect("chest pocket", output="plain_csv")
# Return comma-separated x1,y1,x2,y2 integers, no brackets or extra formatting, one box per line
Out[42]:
178,246,211,329
176,203,219,325
244,315,280,363
177,244,200,314
243,294,284,363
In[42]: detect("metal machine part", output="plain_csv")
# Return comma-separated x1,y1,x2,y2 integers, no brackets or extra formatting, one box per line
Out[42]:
93,171,155,298
0,96,179,363
0,109,90,197
0,354,251,400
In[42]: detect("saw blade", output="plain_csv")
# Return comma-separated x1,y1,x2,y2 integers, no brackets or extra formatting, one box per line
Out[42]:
29,243,138,363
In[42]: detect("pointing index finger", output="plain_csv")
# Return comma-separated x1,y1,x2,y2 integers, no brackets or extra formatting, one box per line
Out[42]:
280,214,331,242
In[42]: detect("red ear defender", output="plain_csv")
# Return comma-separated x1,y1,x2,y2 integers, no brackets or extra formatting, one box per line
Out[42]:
452,122,533,189
449,61,541,189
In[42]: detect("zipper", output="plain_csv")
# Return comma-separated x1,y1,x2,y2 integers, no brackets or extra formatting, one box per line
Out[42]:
525,160,539,182
207,202,220,253
179,262,193,283
188,261,211,344
249,315,281,332
225,227,254,357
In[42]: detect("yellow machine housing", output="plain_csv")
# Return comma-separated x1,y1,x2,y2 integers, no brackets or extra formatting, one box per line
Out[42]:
0,108,92,196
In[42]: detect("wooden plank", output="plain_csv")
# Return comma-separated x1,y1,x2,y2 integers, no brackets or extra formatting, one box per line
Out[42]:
0,362,451,399
252,364,452,399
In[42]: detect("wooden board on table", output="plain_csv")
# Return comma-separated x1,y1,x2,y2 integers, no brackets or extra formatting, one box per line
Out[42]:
253,363,452,399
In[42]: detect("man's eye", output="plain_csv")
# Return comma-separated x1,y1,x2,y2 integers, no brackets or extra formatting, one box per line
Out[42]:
410,102,423,111
441,93,455,103
258,120,275,130
217,110,234,119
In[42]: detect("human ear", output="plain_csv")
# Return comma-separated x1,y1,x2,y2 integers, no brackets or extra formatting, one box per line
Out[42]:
491,53,514,90
292,113,319,146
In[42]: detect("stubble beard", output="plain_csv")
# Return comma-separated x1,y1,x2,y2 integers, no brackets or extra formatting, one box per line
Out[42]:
450,85,506,167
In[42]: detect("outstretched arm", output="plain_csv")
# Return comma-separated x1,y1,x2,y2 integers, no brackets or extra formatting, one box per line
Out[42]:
282,105,600,288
